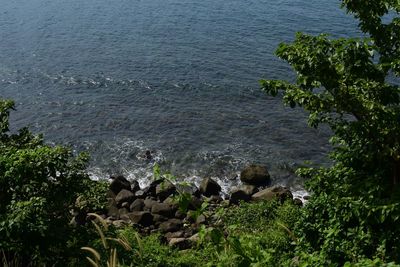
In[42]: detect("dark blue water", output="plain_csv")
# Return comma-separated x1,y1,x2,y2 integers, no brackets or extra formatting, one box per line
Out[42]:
0,0,360,194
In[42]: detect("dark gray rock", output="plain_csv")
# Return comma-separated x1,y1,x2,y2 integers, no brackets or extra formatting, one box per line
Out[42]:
152,214,168,226
251,186,293,203
143,179,164,198
176,183,201,198
144,198,158,211
168,238,192,250
240,165,271,186
175,210,186,219
127,211,154,227
118,208,129,218
199,178,221,197
135,190,146,199
131,180,141,193
159,219,183,233
229,185,258,205
107,198,119,219
115,189,135,206
130,199,144,211
151,202,176,218
196,214,206,225
293,198,303,206
110,175,131,195
156,180,176,201
121,202,130,209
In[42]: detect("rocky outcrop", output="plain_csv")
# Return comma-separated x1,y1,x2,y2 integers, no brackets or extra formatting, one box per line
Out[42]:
199,177,221,197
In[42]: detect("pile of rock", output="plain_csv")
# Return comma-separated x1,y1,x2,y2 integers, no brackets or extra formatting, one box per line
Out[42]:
79,164,302,249
103,174,224,249
229,164,294,205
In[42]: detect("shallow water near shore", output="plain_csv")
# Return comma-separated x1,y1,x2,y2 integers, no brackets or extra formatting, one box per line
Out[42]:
0,0,361,196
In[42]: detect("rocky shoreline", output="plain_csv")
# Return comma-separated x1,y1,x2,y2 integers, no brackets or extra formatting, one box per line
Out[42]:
74,164,306,250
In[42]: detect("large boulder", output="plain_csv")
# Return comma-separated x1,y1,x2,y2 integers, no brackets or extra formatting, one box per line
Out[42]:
131,180,141,193
110,175,131,195
127,211,154,227
151,202,176,218
199,177,221,197
251,186,293,203
115,189,135,206
229,185,257,205
240,165,271,186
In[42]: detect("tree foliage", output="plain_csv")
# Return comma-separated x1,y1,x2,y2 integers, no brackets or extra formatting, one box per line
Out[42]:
261,0,400,264
0,99,93,264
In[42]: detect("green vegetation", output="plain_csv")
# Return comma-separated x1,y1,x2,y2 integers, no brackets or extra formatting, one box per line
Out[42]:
1,0,400,266
261,0,400,264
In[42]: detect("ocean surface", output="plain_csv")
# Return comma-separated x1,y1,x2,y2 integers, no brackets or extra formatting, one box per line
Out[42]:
0,0,361,196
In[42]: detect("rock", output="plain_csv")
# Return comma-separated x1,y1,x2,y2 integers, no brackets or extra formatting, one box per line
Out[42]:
107,198,119,219
112,220,129,228
188,233,200,243
188,196,203,210
131,180,141,193
208,195,223,204
118,208,129,217
168,238,192,250
200,178,221,197
135,190,146,199
144,198,158,211
293,198,303,206
176,183,201,198
127,211,153,227
115,189,135,206
121,202,130,209
151,202,176,218
175,210,186,219
165,231,184,240
229,185,257,205
152,214,168,226
303,195,311,200
110,175,131,195
251,186,293,203
143,179,164,198
156,180,176,201
196,214,206,225
159,219,182,233
130,199,144,211
240,165,271,186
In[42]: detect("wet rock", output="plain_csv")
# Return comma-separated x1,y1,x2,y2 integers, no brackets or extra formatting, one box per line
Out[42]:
229,185,257,205
200,178,221,197
110,175,131,195
127,211,154,227
115,189,135,206
159,219,183,233
130,199,144,211
143,179,164,198
156,180,176,201
240,165,271,186
135,190,146,199
251,186,293,203
151,202,176,218
131,180,141,193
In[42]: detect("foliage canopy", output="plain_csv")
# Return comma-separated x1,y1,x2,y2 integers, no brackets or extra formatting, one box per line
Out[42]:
261,0,400,264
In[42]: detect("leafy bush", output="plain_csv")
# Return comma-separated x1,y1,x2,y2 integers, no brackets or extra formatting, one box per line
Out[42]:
0,99,94,265
261,0,400,264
